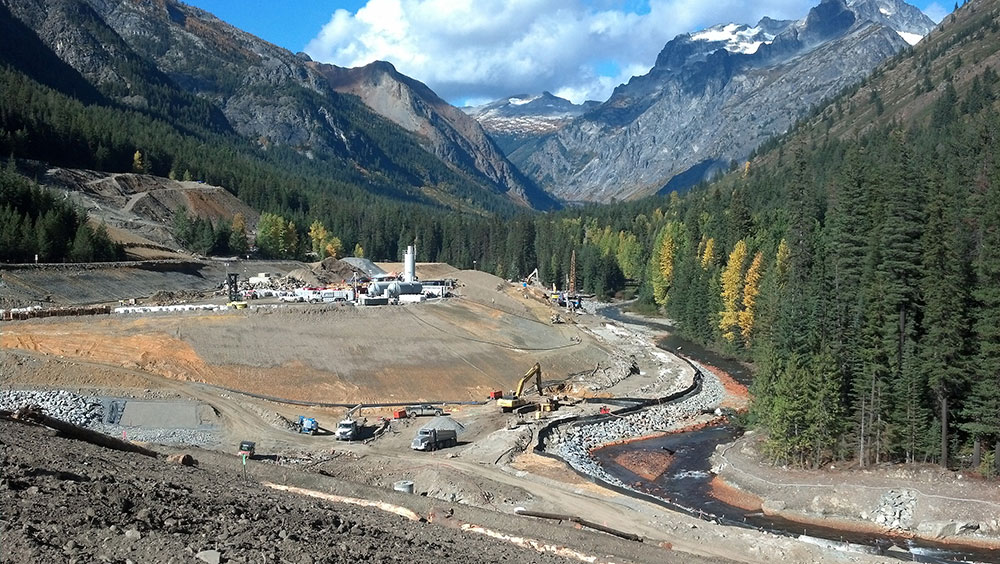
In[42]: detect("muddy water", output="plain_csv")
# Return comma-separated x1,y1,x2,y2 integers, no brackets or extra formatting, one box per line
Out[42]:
593,305,996,564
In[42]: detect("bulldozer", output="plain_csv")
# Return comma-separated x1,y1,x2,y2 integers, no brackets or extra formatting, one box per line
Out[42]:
497,363,543,413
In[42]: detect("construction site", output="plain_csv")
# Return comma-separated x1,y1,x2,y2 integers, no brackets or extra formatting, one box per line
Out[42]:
3,247,1000,564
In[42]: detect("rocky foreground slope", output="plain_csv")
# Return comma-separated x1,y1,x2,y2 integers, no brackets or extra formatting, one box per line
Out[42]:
0,417,577,564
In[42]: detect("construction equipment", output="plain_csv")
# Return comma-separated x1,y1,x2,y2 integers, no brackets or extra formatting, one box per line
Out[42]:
524,268,540,287
226,273,240,302
334,419,358,440
411,428,457,451
497,363,543,413
297,416,318,435
238,440,256,458
335,404,362,440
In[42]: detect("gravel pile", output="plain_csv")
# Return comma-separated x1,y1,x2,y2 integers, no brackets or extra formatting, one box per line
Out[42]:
420,416,467,435
0,389,103,426
89,424,220,448
545,367,724,489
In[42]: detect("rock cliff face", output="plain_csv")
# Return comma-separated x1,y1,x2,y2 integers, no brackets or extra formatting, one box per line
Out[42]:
0,0,547,210
313,61,557,210
509,0,935,203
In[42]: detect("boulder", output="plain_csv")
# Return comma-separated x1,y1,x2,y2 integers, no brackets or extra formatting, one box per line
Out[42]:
167,453,195,466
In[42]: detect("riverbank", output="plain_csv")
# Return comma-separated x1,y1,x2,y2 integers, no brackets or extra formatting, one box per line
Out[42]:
712,432,1000,552
567,304,1000,562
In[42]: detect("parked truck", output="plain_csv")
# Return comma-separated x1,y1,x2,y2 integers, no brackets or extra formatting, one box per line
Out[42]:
334,419,358,441
405,404,443,418
410,428,457,451
238,440,256,458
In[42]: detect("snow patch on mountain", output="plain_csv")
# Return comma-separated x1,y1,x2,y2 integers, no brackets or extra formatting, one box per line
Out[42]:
690,23,774,55
897,31,922,45
509,96,538,106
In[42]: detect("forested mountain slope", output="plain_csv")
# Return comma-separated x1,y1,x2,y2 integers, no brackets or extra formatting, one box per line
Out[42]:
636,0,1000,472
0,0,535,217
313,61,557,210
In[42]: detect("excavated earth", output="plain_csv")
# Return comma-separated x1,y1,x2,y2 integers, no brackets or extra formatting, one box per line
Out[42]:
4,260,998,563
1,417,690,564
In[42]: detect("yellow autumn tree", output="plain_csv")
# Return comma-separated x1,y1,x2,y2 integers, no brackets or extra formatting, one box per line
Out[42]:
132,150,148,174
739,252,763,346
650,226,676,306
308,220,329,257
325,236,344,259
701,237,716,269
719,240,748,342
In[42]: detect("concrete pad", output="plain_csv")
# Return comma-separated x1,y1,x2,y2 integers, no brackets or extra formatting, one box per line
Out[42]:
118,400,208,429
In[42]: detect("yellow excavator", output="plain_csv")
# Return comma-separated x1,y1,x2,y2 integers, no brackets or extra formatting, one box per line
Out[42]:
497,363,543,413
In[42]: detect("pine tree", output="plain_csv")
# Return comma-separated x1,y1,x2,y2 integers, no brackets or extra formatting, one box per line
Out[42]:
963,157,1000,476
229,213,249,256
68,223,95,262
919,177,970,466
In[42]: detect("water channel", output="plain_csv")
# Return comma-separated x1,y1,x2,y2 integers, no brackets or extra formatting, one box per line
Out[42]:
589,305,997,564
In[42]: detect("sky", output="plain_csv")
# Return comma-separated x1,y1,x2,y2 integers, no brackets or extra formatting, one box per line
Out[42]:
186,0,952,106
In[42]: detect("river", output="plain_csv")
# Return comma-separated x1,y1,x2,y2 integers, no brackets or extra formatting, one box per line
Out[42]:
590,305,996,564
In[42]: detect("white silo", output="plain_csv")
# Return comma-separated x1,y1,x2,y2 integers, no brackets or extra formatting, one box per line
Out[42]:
404,245,416,283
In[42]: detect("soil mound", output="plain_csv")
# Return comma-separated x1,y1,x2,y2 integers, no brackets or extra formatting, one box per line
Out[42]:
315,258,370,283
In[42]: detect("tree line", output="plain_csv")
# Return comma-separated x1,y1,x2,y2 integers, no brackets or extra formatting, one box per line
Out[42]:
0,162,123,263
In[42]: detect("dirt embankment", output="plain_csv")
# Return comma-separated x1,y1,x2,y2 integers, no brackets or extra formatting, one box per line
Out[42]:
0,268,604,404
39,167,260,260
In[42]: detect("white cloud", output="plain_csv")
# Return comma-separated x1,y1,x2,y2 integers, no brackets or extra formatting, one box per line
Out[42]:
920,2,948,23
305,0,814,105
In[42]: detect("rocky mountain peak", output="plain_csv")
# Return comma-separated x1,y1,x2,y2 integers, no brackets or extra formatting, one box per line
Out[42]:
509,0,936,203
312,60,557,209
464,92,598,154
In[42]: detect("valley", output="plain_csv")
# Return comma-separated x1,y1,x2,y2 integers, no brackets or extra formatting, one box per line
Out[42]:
3,0,1000,562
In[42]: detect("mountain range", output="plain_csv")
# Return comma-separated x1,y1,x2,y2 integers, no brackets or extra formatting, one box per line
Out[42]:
494,0,936,202
1,0,938,211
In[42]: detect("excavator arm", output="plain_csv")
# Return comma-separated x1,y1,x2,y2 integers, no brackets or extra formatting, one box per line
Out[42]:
514,363,543,397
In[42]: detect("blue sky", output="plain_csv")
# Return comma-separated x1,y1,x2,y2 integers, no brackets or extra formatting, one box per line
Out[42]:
186,0,951,105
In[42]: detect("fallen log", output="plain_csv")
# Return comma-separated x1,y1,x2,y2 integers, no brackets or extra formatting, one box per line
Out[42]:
10,405,159,458
514,508,643,542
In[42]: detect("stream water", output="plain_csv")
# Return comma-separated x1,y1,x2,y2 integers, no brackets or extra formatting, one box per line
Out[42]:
591,305,997,564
